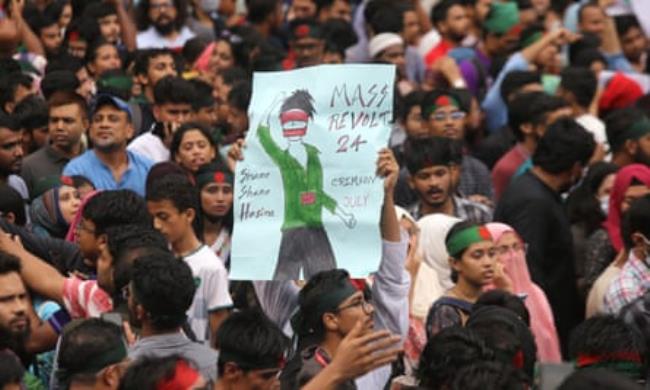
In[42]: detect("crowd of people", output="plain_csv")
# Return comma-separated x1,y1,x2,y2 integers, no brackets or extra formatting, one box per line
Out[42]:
0,0,649,388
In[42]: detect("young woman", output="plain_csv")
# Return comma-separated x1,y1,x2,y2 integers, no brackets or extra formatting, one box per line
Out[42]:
85,39,122,80
170,122,218,173
30,176,83,239
425,221,496,338
196,161,233,266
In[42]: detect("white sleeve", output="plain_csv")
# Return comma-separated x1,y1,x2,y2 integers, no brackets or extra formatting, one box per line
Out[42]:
253,280,300,336
371,232,410,338
206,267,233,311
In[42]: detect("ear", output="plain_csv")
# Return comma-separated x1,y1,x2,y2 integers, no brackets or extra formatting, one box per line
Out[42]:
3,102,14,114
153,105,162,122
125,120,135,140
631,232,646,247
100,364,122,387
624,139,638,156
407,175,415,190
136,73,148,87
448,257,461,273
520,123,534,136
97,232,108,247
184,207,196,224
224,362,243,381
4,212,16,225
322,312,339,332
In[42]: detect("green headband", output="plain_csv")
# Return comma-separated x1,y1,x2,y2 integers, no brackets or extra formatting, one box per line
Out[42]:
446,225,492,258
484,2,520,35
621,118,650,142
57,341,128,384
291,281,358,336
97,75,133,92
424,95,461,118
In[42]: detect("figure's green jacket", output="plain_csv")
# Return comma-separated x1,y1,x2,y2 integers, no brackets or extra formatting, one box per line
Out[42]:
257,124,337,231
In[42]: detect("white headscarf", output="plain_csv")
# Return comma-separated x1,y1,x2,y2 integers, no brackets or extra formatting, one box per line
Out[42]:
411,214,461,318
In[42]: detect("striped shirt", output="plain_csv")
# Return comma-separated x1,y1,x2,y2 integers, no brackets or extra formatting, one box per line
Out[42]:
62,277,112,319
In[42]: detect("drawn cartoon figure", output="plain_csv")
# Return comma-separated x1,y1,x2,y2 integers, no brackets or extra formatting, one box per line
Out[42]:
255,89,356,280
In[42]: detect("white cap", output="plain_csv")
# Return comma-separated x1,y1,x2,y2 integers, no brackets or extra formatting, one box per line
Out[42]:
368,33,404,58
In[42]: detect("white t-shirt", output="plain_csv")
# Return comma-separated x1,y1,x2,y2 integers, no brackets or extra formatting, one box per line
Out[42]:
184,245,232,343
577,114,608,146
136,26,195,49
128,132,170,163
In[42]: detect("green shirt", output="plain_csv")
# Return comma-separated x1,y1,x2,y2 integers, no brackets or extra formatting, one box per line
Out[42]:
257,124,337,230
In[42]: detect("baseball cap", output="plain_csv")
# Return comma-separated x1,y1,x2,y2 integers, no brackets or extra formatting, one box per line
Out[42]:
93,94,132,121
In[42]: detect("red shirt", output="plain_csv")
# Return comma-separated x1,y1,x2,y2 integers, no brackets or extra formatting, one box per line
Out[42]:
424,40,454,67
492,144,530,200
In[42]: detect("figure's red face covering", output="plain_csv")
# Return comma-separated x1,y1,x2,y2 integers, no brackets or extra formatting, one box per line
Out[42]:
281,109,309,137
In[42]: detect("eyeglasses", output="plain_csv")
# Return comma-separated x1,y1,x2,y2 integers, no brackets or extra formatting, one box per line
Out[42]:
430,111,466,122
150,2,174,10
335,298,373,314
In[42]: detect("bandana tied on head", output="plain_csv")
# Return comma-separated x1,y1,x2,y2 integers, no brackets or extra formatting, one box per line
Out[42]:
196,166,234,189
368,33,404,58
424,94,461,118
290,22,323,41
598,73,644,114
56,341,127,387
280,109,310,137
446,225,492,258
291,278,360,337
484,2,520,35
157,360,201,390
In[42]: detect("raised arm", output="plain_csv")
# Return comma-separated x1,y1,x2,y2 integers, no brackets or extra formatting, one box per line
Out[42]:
378,148,400,242
0,229,66,305
108,0,137,51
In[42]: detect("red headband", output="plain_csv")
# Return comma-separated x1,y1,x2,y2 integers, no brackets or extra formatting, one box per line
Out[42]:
280,109,309,124
576,352,643,368
157,360,200,390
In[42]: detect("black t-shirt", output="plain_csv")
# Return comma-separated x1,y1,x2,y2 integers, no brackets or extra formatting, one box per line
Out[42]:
494,171,583,357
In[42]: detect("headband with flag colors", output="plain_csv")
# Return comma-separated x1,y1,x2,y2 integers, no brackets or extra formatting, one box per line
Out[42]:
424,94,461,118
196,168,234,189
484,2,520,35
621,118,650,142
446,225,493,258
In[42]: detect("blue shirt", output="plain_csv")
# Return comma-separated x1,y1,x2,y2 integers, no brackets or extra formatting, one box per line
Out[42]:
482,52,530,133
63,150,153,196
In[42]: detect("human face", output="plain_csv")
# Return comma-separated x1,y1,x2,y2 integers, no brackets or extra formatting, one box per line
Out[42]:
378,44,406,77
58,185,81,225
452,240,496,287
292,37,325,68
427,105,466,140
596,173,616,199
68,39,87,59
404,105,426,139
332,291,374,335
227,107,249,134
145,54,177,89
621,185,650,213
96,238,114,293
536,44,562,75
59,4,73,29
621,26,647,63
149,0,178,35
0,272,30,340
634,133,650,165
210,41,235,74
75,67,95,102
213,75,230,105
440,5,469,42
40,24,63,55
49,104,87,152
409,165,454,208
98,14,121,44
155,103,193,124
291,0,317,19
174,129,216,172
90,105,134,152
195,105,219,127
0,128,23,176
147,199,194,245
322,51,343,64
201,182,233,218
495,232,525,263
90,44,122,77
76,218,101,262
474,0,491,22
579,6,606,37
324,0,351,22
402,10,420,46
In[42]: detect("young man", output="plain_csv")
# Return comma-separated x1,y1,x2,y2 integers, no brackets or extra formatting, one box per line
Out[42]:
146,174,233,345
13,95,49,156
0,114,28,202
135,0,196,49
21,91,88,194
491,91,571,200
315,0,351,22
603,195,650,314
279,148,406,389
614,15,649,74
133,49,178,105
128,76,195,163
404,136,492,223
557,67,607,161
0,251,30,365
55,319,129,389
287,19,326,69
495,118,595,354
420,89,493,202
64,94,154,196
604,108,650,167
424,0,469,66
127,252,218,381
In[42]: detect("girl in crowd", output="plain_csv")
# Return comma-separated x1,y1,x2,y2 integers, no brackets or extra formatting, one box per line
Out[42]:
170,122,219,174
485,222,562,362
426,221,496,338
30,176,89,239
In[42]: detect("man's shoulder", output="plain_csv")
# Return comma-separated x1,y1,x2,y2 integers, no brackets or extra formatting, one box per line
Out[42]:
127,150,155,168
22,147,49,165
185,246,227,271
